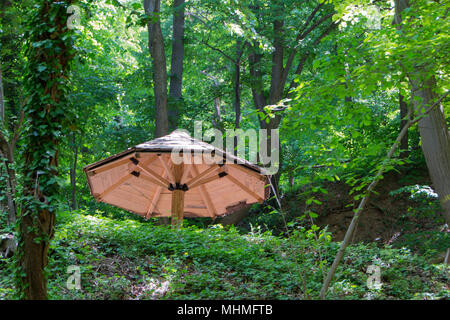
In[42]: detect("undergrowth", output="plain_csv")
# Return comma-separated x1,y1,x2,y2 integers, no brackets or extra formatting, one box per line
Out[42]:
1,209,448,300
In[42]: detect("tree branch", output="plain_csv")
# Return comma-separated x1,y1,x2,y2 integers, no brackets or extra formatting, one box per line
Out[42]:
297,12,335,44
410,90,449,125
286,21,338,97
201,40,238,65
296,1,326,38
281,15,336,95
283,11,334,77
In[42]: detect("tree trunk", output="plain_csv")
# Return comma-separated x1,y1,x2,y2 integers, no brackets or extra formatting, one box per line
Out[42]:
399,91,409,159
411,76,450,224
200,70,223,131
0,65,5,219
212,95,222,130
18,0,75,299
247,3,335,195
0,66,4,123
3,154,17,225
394,0,450,225
70,133,78,210
168,0,185,131
0,64,17,225
248,47,266,115
145,0,171,225
20,207,55,299
145,0,169,138
234,45,242,130
233,39,242,155
268,14,284,105
259,13,283,191
248,42,282,195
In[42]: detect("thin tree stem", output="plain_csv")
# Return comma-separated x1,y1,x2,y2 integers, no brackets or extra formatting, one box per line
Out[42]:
319,90,448,299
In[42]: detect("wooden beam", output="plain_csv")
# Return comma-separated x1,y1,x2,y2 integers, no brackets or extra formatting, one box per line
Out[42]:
171,189,185,227
136,162,171,187
189,172,224,190
199,186,216,218
226,173,264,202
88,156,133,175
139,173,168,189
173,163,184,183
88,153,158,176
158,154,175,184
146,187,163,219
145,170,167,219
227,163,266,181
171,163,185,227
142,154,159,166
191,166,216,218
98,173,133,201
180,164,192,185
120,183,152,201
185,165,220,187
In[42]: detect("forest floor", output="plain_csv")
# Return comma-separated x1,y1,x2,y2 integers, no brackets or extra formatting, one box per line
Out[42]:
241,165,449,263
0,165,449,300
313,167,442,243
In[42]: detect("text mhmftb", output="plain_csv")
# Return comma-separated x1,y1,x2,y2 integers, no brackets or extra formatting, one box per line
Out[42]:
222,304,272,315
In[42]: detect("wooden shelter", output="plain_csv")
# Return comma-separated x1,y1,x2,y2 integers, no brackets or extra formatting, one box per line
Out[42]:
84,130,270,225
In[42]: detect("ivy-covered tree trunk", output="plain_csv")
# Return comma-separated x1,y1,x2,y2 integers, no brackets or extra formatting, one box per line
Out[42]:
17,0,76,299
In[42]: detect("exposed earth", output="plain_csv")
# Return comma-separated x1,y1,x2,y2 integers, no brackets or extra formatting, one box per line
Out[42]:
236,165,448,259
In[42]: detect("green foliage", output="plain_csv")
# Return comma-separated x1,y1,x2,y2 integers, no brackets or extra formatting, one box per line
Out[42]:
387,185,448,257
1,0,449,301
2,210,448,300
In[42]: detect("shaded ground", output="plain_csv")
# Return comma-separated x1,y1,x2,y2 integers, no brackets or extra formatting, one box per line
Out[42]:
1,166,448,300
239,165,448,260
1,211,448,300
313,167,444,243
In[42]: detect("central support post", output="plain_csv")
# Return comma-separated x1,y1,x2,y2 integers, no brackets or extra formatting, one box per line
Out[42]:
171,163,185,227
